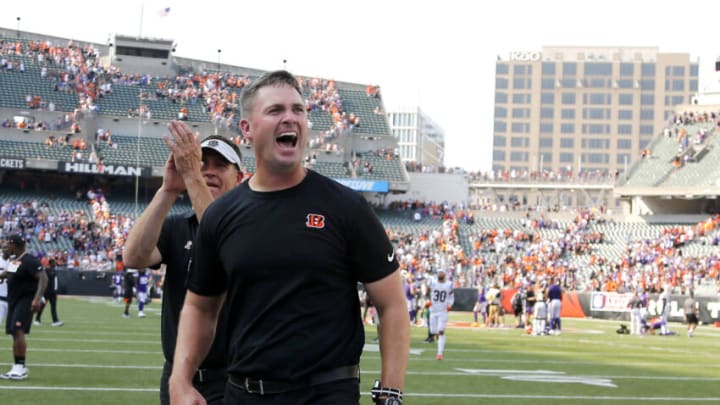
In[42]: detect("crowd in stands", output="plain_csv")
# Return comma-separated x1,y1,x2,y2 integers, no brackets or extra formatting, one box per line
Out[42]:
2,113,74,132
378,198,719,296
2,188,719,297
0,189,133,272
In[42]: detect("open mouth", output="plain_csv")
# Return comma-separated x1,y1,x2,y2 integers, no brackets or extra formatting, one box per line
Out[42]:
276,132,298,147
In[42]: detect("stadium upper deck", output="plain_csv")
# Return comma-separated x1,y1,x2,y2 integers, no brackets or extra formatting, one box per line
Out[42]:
0,27,409,191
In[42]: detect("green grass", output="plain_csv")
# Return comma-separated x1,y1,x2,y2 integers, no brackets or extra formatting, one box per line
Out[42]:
1,297,719,404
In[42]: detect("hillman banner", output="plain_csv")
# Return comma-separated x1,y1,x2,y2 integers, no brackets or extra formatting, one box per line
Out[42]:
58,161,151,177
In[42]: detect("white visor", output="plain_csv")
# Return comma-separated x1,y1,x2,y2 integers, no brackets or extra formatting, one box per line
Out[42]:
200,138,242,168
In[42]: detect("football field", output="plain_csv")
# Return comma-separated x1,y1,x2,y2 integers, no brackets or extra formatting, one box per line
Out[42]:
1,296,719,404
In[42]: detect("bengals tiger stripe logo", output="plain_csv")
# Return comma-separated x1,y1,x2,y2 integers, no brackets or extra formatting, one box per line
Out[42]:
306,213,325,229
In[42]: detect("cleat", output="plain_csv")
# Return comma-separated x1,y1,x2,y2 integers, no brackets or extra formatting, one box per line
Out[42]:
0,365,28,380
52,321,64,327
33,320,41,326
436,354,443,361
122,313,130,318
138,311,146,318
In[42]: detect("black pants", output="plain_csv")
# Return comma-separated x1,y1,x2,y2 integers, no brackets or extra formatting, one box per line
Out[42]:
224,377,360,405
36,293,60,323
161,361,226,405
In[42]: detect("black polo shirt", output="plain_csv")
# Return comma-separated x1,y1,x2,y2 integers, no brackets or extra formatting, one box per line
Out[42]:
156,211,227,369
188,170,398,380
6,254,43,305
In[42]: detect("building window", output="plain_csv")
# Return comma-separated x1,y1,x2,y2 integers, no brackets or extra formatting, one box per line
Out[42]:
496,64,509,74
542,62,556,75
512,108,530,118
561,109,575,119
620,63,634,76
494,107,507,118
493,150,506,161
618,94,633,105
540,152,553,163
618,79,634,88
514,77,530,89
582,139,610,149
583,153,609,164
540,123,553,133
494,121,507,132
585,93,610,105
496,78,509,89
510,151,529,162
583,124,610,134
493,136,506,147
666,66,685,76
617,153,631,165
641,63,655,76
561,93,576,104
584,63,612,76
541,108,554,119
640,94,655,105
541,93,555,104
640,79,654,90
563,62,577,76
512,93,531,104
540,137,553,148
514,65,530,75
617,139,632,149
665,95,684,106
640,109,654,120
511,122,530,133
589,78,607,88
618,110,633,120
495,92,508,103
583,108,609,120
560,138,575,148
561,123,575,133
511,137,529,147
542,78,555,89
617,124,633,134
639,125,654,135
559,152,574,163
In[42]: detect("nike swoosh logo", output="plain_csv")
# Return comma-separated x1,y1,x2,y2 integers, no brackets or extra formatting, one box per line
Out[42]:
387,252,395,262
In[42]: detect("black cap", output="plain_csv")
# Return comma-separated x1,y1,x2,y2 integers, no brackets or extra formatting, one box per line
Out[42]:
6,234,25,247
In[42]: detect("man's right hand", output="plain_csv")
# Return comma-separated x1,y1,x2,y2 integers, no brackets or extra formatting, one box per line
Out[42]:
169,379,207,405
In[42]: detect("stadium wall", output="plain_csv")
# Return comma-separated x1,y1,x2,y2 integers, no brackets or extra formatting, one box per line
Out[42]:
53,276,720,325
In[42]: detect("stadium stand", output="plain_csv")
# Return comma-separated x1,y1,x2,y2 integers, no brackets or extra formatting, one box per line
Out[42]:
2,27,720,298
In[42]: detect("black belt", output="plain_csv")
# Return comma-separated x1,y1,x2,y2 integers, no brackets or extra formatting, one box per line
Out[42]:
194,367,227,384
229,364,359,395
164,361,227,384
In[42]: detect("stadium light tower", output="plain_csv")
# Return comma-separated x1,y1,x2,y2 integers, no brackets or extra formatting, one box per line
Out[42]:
217,49,221,71
16,17,20,38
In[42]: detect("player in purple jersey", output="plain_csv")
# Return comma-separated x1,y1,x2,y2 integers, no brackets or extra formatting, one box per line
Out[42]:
472,286,487,327
136,268,150,318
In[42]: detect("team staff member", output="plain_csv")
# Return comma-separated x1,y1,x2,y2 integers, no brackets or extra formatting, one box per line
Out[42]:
0,243,8,324
0,234,48,380
34,258,63,326
124,121,244,405
547,277,562,335
170,70,409,405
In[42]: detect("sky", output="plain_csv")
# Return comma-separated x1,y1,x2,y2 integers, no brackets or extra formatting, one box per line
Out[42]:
4,0,720,172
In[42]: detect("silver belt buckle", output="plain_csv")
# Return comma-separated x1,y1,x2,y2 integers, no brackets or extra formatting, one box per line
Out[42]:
245,378,264,395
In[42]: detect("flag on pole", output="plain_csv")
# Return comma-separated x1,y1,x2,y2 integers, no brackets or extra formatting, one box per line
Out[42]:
158,7,171,17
